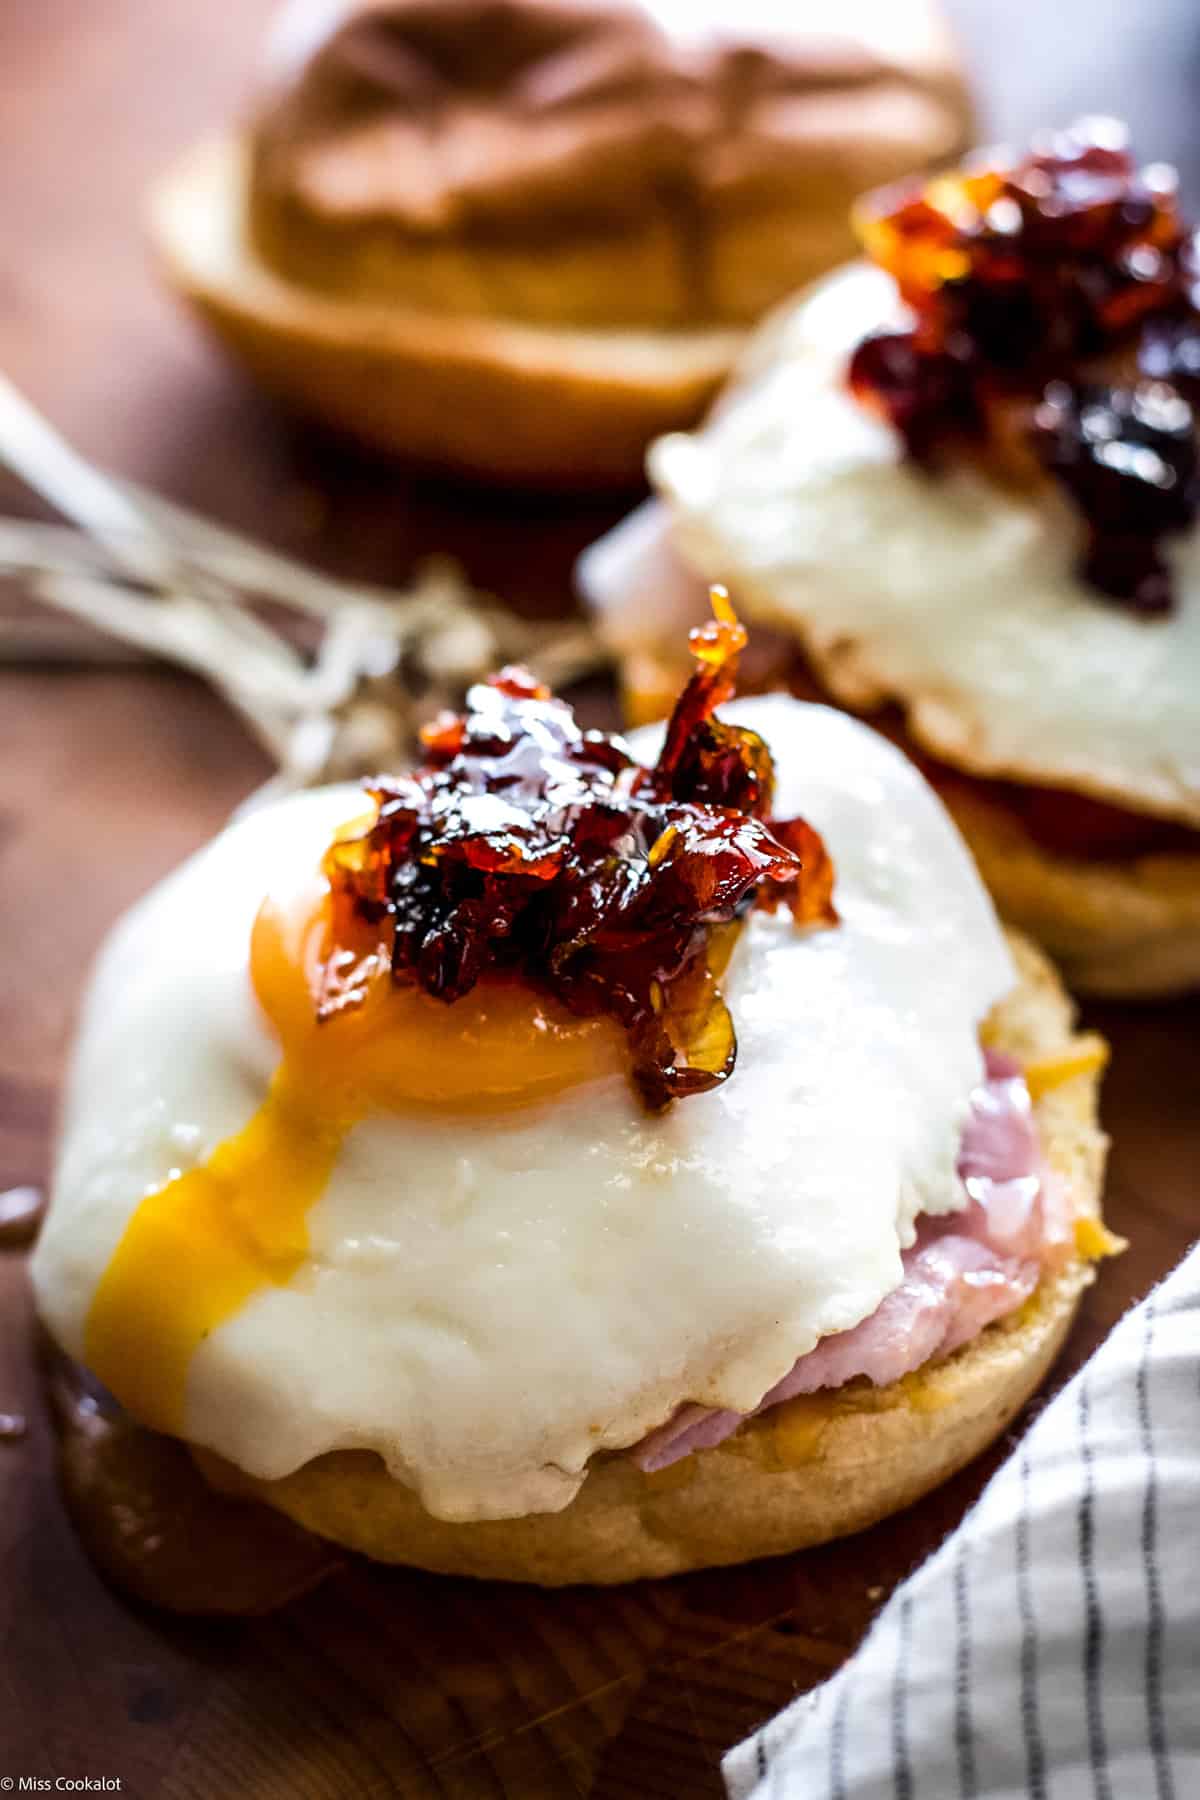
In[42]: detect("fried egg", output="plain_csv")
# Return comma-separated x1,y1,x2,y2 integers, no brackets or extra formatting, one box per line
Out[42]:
650,264,1200,827
34,699,1012,1522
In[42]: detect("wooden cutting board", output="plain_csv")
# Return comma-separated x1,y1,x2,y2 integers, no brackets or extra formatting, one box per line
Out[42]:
2,3,1199,1792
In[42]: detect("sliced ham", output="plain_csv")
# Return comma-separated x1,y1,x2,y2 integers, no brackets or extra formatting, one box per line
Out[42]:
633,1052,1070,1472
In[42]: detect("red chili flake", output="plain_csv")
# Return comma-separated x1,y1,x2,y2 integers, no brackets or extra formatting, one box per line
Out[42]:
849,119,1200,613
320,593,838,1109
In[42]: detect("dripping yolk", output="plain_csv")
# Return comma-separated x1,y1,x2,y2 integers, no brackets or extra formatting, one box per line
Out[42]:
250,868,630,1111
83,853,628,1438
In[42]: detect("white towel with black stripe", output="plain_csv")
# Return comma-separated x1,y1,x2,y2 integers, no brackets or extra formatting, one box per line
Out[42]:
724,1246,1200,1800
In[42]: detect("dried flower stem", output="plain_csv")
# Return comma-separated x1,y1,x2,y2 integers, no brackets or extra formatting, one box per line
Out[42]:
0,374,607,794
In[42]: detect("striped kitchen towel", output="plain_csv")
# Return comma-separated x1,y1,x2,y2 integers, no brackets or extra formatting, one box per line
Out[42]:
724,1245,1200,1800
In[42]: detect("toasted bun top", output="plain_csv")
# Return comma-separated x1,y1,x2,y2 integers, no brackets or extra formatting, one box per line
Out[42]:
249,0,972,327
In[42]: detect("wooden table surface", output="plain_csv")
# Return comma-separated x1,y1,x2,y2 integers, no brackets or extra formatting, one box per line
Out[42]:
2,4,1198,1795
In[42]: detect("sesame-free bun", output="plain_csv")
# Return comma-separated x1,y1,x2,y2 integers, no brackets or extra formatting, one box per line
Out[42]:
936,783,1200,999
198,932,1109,1584
150,136,742,488
149,0,971,486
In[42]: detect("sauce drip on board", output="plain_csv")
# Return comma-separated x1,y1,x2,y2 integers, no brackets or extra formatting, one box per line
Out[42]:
0,1185,45,1249
83,598,837,1441
848,118,1200,614
46,1343,340,1615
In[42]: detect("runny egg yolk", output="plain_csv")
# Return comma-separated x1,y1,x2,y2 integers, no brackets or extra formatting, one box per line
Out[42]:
83,853,629,1437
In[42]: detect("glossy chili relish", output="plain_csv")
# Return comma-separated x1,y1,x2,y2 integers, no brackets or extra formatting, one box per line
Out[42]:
848,118,1200,614
319,593,837,1109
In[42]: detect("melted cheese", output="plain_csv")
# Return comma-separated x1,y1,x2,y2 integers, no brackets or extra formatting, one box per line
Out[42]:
34,700,1013,1522
648,262,1200,828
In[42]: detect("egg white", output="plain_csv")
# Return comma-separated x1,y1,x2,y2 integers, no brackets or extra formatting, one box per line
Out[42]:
34,699,1012,1522
649,263,1200,828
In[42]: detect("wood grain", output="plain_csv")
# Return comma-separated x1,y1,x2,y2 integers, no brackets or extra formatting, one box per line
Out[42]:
2,3,1199,1794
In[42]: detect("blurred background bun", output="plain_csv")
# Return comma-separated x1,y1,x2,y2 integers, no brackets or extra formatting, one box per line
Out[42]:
151,0,972,485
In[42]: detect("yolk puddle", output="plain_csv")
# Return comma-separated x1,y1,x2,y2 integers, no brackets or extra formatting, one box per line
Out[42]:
83,859,628,1437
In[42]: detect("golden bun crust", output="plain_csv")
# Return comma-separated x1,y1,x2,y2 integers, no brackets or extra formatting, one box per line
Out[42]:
150,135,741,487
199,931,1109,1584
939,784,1200,999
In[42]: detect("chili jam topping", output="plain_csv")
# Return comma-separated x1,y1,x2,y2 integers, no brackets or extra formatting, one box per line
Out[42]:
848,118,1200,614
319,593,837,1110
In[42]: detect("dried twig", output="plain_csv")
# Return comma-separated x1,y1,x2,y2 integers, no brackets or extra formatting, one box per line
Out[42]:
0,374,608,795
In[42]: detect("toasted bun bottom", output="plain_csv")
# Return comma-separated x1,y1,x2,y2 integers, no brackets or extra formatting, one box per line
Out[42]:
620,659,1200,999
149,137,746,488
198,932,1108,1584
